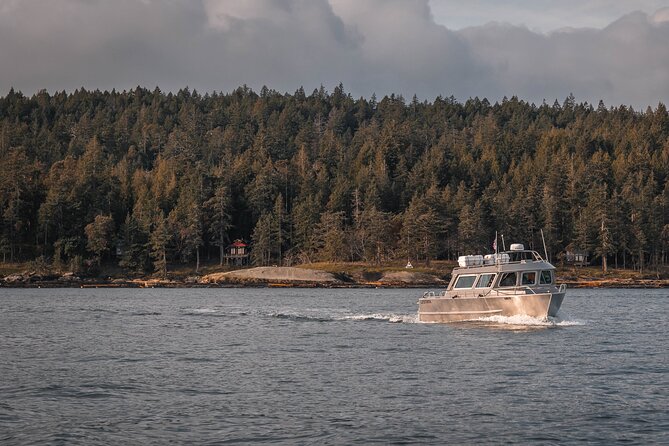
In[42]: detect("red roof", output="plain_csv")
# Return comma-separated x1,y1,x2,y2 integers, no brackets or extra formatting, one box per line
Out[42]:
230,241,247,247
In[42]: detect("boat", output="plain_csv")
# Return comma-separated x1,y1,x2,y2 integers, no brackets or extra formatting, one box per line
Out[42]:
418,244,566,322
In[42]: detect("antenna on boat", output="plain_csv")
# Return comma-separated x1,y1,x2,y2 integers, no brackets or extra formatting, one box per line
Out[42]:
501,234,506,251
540,229,549,262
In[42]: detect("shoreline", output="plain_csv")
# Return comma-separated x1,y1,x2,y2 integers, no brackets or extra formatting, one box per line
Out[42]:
3,265,669,289
2,278,669,289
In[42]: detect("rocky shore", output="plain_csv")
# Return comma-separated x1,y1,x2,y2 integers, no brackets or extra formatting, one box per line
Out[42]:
2,266,669,288
1,266,448,288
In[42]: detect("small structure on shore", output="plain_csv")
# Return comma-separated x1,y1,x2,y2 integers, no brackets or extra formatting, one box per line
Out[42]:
564,249,590,266
225,240,250,266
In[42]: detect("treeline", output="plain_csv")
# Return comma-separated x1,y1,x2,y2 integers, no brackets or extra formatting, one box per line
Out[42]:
1,85,668,275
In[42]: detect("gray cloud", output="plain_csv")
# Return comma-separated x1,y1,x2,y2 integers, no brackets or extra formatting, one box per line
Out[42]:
428,0,669,32
0,0,668,108
460,11,669,107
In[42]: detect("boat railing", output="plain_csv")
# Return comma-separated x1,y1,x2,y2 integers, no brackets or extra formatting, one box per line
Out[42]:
495,286,537,295
422,284,565,299
422,290,449,298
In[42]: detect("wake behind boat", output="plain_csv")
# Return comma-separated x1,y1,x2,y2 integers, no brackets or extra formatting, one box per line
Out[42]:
418,244,566,323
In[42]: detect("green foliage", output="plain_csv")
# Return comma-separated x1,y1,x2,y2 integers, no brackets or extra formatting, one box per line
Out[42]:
204,183,233,265
119,213,149,273
311,211,348,262
85,214,115,265
1,86,668,271
150,213,170,277
352,203,393,264
402,195,443,266
251,212,275,266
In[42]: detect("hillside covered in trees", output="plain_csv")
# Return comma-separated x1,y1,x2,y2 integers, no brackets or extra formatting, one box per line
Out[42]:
1,85,668,276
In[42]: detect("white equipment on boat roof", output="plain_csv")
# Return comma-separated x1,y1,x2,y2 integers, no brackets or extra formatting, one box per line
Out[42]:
510,243,525,251
458,255,483,267
483,253,510,265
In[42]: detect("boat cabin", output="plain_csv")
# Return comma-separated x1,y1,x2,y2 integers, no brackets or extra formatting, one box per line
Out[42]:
450,268,554,291
448,244,555,292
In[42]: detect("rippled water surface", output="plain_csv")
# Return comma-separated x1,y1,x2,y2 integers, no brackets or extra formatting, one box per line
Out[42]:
1,288,667,444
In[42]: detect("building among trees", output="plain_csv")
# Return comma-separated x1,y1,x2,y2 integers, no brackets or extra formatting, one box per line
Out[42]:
564,249,590,266
225,240,250,266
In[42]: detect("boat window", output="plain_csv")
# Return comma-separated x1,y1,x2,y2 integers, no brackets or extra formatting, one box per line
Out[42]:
498,272,517,287
475,273,496,288
521,271,536,285
540,270,553,284
454,275,477,289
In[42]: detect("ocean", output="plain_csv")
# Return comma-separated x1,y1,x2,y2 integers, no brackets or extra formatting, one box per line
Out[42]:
1,287,667,444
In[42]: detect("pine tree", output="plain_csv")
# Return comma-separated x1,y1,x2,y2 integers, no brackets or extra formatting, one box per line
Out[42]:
119,213,149,273
84,214,115,266
150,213,170,278
311,211,347,262
586,185,614,272
251,212,275,266
457,202,487,255
356,205,393,264
402,195,441,266
291,193,321,261
204,183,233,266
273,195,287,265
169,186,203,270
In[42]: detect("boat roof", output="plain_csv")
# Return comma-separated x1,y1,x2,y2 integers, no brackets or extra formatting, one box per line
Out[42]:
453,250,555,275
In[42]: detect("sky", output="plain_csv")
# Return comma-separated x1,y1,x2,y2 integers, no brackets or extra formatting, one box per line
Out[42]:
1,0,668,108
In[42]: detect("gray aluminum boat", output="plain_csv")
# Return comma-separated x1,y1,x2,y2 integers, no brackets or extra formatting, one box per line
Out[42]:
418,244,566,322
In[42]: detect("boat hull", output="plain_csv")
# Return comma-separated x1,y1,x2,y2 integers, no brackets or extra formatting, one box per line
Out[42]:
418,292,565,323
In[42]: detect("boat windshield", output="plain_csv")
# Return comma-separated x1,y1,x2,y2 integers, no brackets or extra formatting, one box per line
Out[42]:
476,273,496,288
540,270,553,284
498,272,517,287
454,275,477,289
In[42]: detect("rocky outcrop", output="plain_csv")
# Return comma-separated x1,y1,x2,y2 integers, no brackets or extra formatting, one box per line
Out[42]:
202,267,338,284
4,273,26,284
379,271,446,285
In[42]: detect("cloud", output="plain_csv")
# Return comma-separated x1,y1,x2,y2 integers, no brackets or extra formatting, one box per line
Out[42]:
428,0,669,32
0,0,667,108
0,0,206,92
457,10,669,107
651,6,669,23
327,0,487,99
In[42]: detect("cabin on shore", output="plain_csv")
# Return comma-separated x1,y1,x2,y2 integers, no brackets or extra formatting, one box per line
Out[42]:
225,240,250,266
564,249,590,266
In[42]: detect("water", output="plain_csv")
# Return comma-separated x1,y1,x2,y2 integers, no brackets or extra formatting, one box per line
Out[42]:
0,288,667,445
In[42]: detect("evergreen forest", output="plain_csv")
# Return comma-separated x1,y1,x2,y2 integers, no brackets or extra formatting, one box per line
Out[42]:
1,85,669,275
